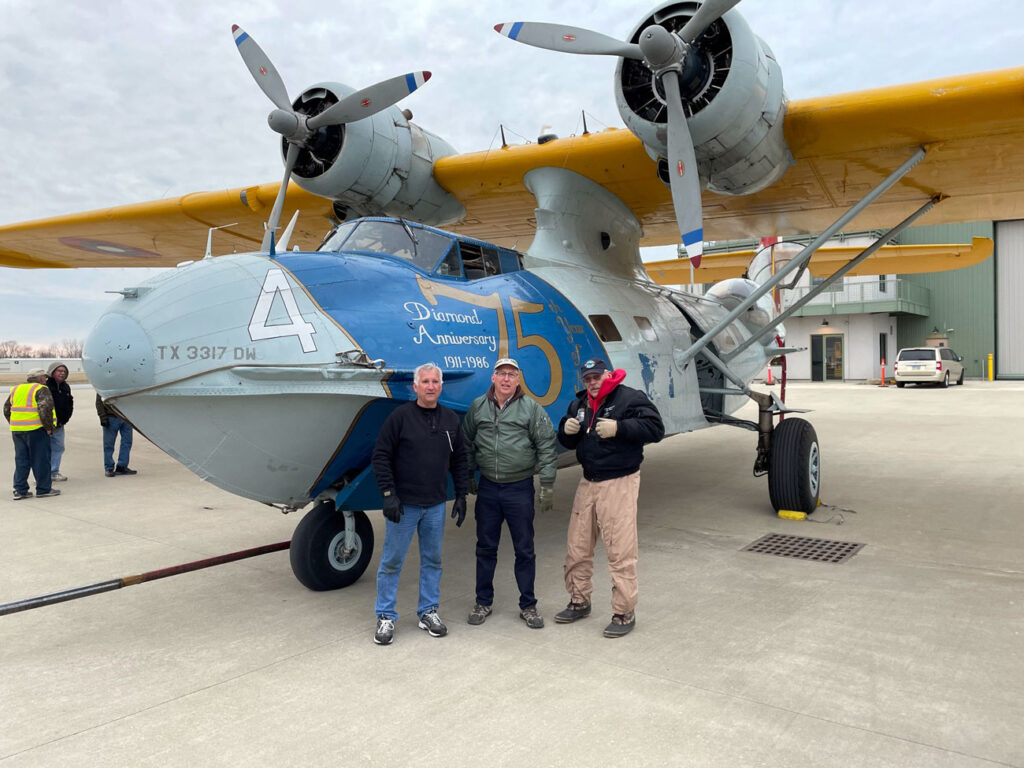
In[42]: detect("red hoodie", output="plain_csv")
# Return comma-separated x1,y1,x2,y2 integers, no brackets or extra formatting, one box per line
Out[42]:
585,369,627,431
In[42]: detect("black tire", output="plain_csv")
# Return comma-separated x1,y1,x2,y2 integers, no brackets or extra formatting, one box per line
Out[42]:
940,371,949,388
289,500,374,591
957,368,965,385
895,381,905,388
768,417,820,514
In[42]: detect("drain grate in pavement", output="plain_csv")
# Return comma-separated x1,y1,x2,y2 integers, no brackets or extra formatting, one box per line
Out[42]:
743,533,864,564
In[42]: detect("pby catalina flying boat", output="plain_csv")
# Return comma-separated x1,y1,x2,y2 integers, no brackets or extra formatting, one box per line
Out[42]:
0,0,1019,591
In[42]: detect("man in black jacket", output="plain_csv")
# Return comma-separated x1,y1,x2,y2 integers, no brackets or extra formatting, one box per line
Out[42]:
555,357,664,637
370,362,469,646
45,362,73,482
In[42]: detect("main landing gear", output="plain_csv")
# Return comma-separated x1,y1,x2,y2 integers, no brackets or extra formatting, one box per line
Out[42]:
289,499,374,590
751,391,820,514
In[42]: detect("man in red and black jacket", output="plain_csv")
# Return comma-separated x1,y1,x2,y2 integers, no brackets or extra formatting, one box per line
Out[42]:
555,357,664,638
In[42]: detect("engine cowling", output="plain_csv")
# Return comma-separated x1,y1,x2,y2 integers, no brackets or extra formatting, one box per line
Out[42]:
613,2,792,196
285,82,465,225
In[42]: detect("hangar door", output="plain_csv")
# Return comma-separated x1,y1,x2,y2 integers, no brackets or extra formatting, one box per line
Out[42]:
996,220,1024,377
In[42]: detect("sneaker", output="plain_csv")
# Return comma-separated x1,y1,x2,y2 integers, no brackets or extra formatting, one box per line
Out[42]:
603,612,636,638
35,489,61,498
373,616,395,645
467,603,492,625
115,466,138,475
51,472,68,482
12,490,32,500
520,605,545,629
418,610,448,637
105,469,116,477
554,600,592,624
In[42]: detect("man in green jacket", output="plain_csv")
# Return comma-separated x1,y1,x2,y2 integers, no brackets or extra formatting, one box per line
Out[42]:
461,357,558,629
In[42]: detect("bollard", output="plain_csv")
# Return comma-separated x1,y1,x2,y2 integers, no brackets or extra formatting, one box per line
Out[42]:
880,358,887,387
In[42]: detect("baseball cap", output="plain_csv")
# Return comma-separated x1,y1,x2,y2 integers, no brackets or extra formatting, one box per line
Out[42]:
579,358,609,377
494,357,520,370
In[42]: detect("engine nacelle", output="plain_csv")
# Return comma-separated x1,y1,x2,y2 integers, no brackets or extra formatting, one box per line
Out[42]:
614,2,792,196
286,82,465,225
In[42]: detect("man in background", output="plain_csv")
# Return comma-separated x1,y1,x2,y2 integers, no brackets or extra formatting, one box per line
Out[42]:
5,369,60,499
96,394,137,477
45,361,73,482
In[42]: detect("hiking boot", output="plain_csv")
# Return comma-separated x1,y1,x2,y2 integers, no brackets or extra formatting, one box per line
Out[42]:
115,466,138,475
418,610,448,637
36,489,61,498
105,469,116,477
51,472,67,482
520,605,545,629
13,490,32,500
373,616,395,645
603,612,636,638
554,600,591,624
467,603,492,625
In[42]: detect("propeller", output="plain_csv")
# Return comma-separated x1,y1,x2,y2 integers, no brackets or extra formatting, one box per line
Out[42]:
231,25,431,252
495,0,741,268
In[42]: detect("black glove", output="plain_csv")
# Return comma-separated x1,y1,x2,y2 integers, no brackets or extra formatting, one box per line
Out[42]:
382,492,403,523
451,495,467,527
469,476,479,495
99,417,110,427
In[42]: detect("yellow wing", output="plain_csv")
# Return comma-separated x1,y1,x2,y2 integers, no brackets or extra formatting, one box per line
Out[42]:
2,67,1023,268
644,238,995,285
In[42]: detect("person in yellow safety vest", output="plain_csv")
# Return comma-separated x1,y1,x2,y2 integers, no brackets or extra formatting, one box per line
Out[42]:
3,369,60,500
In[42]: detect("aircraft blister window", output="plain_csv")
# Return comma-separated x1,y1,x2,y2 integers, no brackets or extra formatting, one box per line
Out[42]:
634,316,658,342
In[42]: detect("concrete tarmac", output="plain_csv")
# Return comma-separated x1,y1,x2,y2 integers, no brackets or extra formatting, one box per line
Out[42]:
1,382,1022,767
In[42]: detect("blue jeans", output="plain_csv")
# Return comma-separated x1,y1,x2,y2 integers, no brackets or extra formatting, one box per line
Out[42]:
49,426,66,473
102,417,133,471
375,502,445,621
12,428,51,494
475,476,537,609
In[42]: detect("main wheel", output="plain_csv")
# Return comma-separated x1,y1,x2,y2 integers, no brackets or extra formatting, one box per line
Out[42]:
768,417,820,514
289,500,374,591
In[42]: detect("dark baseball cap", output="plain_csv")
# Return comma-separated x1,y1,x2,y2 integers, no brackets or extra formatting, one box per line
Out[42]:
579,358,609,377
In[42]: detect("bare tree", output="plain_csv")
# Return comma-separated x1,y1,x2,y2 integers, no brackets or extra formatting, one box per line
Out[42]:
58,338,83,358
0,340,18,358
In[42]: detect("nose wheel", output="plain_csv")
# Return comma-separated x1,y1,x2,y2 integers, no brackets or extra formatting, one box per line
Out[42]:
289,499,374,590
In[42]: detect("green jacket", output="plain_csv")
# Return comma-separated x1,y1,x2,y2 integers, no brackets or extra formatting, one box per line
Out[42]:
462,386,558,487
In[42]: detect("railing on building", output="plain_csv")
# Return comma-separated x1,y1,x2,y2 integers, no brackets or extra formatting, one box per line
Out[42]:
783,278,931,316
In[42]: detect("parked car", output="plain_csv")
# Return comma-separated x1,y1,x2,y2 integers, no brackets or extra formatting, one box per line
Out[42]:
893,346,965,387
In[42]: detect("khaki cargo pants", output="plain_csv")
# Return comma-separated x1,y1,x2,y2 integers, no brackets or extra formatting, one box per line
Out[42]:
564,471,640,615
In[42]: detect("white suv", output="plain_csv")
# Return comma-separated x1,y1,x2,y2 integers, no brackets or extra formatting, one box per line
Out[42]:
894,347,965,388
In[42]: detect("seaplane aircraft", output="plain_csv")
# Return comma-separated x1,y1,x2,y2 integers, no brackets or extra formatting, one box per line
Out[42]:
0,0,1020,591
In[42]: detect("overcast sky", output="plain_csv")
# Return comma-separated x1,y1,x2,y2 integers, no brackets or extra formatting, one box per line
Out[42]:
2,0,1022,347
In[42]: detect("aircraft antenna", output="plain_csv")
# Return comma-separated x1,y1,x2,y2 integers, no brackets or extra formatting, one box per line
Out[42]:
205,223,238,260
581,111,590,135
500,124,508,148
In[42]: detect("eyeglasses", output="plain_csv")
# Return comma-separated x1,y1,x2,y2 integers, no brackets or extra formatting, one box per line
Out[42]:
494,371,519,378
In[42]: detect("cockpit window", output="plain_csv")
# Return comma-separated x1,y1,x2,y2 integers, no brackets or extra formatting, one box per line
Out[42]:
319,220,453,273
319,221,359,251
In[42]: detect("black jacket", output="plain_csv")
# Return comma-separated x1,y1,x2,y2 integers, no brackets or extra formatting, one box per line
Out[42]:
46,378,74,427
372,401,469,506
558,381,664,482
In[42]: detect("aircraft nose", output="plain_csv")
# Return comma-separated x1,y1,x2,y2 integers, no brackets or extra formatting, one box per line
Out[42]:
83,311,156,394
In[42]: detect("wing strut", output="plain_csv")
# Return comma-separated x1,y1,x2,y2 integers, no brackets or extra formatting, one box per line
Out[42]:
722,194,942,363
676,145,929,370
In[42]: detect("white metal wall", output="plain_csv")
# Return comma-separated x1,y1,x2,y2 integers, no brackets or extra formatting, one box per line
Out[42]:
996,220,1024,376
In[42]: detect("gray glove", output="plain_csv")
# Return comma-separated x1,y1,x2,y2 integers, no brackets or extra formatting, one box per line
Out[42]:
538,485,554,514
563,417,581,435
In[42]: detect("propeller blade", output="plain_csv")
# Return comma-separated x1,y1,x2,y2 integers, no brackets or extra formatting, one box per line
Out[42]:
494,22,641,58
661,72,704,268
262,143,300,253
677,0,741,44
232,25,291,111
277,210,301,253
307,72,432,130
